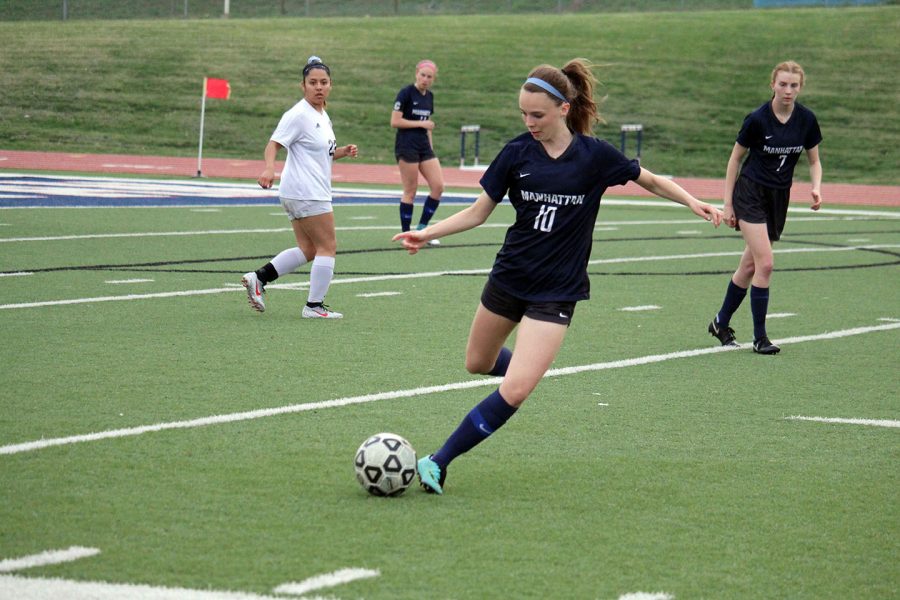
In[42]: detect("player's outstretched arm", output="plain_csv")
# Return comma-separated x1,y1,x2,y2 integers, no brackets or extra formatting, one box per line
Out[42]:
393,191,497,254
635,167,723,227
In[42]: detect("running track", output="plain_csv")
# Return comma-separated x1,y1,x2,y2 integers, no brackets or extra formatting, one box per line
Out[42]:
1,149,897,206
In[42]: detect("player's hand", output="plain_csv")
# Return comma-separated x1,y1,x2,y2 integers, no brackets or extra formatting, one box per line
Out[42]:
392,230,427,255
693,201,723,227
345,144,358,158
810,189,822,211
723,204,737,229
257,169,275,189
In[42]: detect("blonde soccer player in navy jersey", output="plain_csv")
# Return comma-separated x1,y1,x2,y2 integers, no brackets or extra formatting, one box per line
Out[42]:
393,59,723,494
708,60,823,354
242,56,358,319
391,59,444,245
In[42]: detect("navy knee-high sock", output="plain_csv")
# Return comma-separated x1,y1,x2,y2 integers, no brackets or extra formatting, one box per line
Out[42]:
432,389,517,468
488,347,512,377
417,196,440,228
750,285,769,341
717,280,748,328
399,202,413,232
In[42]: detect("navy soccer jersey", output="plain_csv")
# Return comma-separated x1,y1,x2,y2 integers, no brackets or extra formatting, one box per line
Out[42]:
736,101,822,190
480,132,641,302
393,84,433,152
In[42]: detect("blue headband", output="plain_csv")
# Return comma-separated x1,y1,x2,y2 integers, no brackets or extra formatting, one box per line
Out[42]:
524,77,567,102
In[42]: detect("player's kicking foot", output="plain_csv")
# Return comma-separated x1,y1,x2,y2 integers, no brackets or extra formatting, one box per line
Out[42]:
708,317,738,347
752,336,781,355
241,272,265,312
417,455,445,495
301,303,343,319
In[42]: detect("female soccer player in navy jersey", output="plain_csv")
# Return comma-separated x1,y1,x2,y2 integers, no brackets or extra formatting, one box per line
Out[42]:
391,60,444,244
707,60,823,354
393,59,723,494
241,56,358,319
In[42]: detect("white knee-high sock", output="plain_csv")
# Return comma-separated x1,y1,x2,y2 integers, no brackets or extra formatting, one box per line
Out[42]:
271,247,307,276
307,255,335,304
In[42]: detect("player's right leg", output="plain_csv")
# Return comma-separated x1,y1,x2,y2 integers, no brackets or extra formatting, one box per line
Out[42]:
397,159,420,232
242,247,308,312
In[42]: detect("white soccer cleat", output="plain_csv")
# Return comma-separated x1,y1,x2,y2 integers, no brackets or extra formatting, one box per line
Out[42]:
302,303,343,319
241,272,265,312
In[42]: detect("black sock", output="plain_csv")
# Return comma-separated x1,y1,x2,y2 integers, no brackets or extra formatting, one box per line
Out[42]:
256,263,278,285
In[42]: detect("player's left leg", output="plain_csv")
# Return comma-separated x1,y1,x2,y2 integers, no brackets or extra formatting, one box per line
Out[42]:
416,158,444,238
420,317,568,494
740,222,779,354
292,212,342,319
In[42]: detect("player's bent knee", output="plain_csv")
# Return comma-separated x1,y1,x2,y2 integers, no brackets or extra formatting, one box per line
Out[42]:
464,356,493,375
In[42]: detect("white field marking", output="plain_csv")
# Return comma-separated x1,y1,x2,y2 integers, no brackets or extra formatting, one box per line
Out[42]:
4,245,900,311
619,593,674,600
676,230,701,235
879,317,900,322
0,574,317,599
0,227,292,243
4,213,896,242
767,312,796,319
0,271,32,277
105,278,154,284
189,208,222,213
597,403,609,406
847,238,870,242
2,321,897,457
356,291,402,298
0,547,100,573
785,416,900,429
619,305,661,312
349,215,378,220
272,568,380,596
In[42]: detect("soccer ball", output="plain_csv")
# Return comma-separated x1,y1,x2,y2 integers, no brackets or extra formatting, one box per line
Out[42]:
354,433,417,497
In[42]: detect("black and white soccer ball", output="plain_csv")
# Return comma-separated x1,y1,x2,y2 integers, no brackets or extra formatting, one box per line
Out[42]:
354,433,417,497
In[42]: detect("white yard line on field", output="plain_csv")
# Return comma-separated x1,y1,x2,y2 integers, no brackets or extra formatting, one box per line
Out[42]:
2,245,898,311
785,416,900,429
0,547,100,573
0,574,338,600
1,322,896,457
273,568,380,595
0,546,377,599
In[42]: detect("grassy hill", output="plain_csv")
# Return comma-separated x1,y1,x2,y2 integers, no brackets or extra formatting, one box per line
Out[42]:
0,6,898,183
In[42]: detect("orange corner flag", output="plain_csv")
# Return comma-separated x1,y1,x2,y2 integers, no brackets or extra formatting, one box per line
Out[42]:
205,77,231,100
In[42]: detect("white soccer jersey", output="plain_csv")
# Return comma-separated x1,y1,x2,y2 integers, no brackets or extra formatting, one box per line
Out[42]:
270,98,336,201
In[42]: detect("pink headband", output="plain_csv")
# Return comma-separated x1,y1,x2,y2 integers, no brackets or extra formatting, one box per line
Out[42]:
417,60,437,73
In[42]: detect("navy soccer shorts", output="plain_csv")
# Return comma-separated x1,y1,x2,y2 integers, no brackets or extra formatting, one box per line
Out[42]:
480,278,576,327
733,175,790,242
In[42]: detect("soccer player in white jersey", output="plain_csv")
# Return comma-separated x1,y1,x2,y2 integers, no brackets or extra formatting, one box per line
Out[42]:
394,59,723,494
242,56,358,319
707,61,823,354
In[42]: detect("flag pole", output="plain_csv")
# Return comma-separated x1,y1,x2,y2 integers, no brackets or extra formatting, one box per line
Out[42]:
196,77,207,178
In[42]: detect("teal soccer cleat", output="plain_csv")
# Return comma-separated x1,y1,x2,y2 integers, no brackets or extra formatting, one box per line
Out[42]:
417,455,446,495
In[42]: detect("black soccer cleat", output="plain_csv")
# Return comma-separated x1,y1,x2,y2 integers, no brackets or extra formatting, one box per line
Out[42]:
752,336,781,355
708,318,738,347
